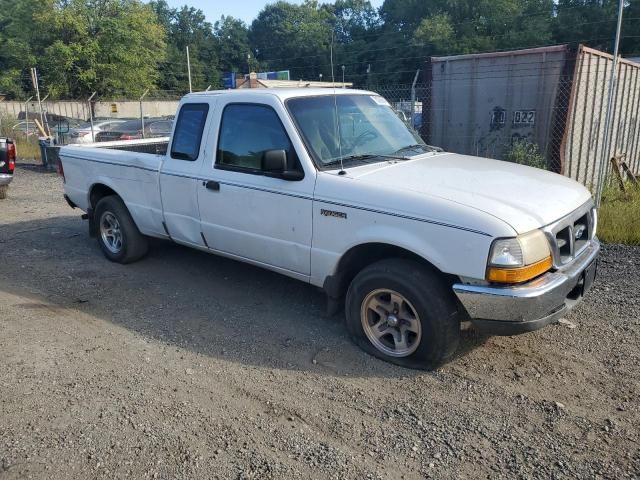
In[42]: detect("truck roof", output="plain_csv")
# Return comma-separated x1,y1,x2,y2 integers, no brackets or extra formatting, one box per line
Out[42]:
184,88,377,101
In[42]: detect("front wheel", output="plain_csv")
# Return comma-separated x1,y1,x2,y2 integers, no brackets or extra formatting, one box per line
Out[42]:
345,258,460,369
94,195,148,264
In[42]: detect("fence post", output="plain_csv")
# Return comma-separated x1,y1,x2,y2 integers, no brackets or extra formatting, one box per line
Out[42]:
595,0,625,208
24,96,33,137
87,92,97,142
140,89,149,139
410,69,420,129
40,94,50,138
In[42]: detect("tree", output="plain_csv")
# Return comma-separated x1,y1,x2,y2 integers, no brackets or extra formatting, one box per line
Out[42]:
0,0,41,98
250,1,334,80
215,16,250,74
20,0,167,99
328,0,381,85
150,3,221,94
2,0,638,100
332,0,380,42
553,0,639,55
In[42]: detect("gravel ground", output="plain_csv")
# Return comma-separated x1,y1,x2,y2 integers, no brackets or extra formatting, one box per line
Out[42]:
1,164,639,479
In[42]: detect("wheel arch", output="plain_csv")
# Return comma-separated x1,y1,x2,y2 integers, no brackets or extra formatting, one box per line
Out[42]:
88,182,137,237
89,182,120,210
323,242,458,301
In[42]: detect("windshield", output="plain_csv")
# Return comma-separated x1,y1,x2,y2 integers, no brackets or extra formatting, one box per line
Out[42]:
286,94,427,167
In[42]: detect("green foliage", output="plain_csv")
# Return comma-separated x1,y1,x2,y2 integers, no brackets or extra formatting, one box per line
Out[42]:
250,1,334,80
413,14,455,52
505,142,547,169
0,0,166,99
599,184,640,245
215,16,251,74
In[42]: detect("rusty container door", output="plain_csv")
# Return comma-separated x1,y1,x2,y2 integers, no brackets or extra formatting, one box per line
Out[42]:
428,45,571,170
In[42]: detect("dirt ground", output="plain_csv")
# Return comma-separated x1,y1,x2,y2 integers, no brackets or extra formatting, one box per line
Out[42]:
1,164,639,480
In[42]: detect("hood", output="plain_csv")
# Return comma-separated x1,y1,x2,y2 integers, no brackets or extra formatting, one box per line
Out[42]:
346,152,593,234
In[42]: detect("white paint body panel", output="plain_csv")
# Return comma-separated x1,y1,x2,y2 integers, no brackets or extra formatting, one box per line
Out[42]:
59,88,593,288
196,93,315,276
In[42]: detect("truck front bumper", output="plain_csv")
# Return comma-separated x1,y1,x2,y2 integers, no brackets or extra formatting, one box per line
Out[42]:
452,239,600,335
0,173,13,186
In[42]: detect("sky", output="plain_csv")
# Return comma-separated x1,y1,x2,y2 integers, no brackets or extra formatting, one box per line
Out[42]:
165,0,385,25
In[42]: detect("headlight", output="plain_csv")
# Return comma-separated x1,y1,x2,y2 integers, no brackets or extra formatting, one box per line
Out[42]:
487,230,552,283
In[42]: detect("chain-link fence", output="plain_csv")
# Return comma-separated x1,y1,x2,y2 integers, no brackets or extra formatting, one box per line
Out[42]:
1,44,639,192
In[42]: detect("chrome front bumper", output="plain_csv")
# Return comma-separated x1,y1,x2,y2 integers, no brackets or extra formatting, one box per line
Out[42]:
453,239,600,335
0,173,13,186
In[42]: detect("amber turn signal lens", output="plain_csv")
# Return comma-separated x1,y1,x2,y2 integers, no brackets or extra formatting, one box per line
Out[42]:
486,256,553,284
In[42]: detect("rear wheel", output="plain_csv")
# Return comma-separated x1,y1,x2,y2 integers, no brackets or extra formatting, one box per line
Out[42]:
94,195,148,263
345,258,460,369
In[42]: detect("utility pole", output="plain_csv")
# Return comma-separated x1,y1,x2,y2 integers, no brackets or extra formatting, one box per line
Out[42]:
140,89,149,139
341,65,345,88
595,0,625,208
88,92,97,142
186,46,193,93
366,64,371,90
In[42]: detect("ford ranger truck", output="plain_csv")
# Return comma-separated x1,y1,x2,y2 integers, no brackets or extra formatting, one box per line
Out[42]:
0,138,16,199
58,89,599,369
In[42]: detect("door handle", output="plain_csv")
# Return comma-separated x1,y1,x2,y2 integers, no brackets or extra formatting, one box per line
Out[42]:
204,180,220,191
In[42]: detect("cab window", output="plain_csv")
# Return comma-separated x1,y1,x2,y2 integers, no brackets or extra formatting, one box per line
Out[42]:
216,103,297,172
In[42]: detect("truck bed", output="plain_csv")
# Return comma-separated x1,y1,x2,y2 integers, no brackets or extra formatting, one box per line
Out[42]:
60,138,169,238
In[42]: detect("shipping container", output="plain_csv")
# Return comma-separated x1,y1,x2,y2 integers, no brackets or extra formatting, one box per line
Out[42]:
425,44,640,190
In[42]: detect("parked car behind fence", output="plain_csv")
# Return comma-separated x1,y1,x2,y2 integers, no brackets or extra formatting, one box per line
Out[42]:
95,118,173,142
68,119,130,144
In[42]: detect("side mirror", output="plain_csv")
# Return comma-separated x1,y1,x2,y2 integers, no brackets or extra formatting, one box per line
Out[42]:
262,149,287,172
262,149,304,181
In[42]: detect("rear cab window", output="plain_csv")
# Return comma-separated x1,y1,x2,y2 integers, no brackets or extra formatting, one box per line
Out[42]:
171,103,209,161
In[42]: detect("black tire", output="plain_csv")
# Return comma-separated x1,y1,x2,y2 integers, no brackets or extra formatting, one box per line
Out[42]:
94,195,148,264
345,258,460,370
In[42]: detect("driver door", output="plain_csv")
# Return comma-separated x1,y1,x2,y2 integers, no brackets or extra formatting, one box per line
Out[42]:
197,97,315,277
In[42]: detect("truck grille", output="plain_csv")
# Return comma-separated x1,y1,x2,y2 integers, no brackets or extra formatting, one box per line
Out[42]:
545,202,596,267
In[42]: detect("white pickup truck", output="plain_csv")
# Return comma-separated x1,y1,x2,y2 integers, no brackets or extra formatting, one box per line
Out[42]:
59,88,599,369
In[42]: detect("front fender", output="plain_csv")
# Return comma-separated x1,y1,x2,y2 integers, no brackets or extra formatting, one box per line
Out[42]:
310,205,495,287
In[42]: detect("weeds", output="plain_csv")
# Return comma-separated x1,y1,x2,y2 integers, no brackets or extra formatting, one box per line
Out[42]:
598,182,640,245
13,137,42,160
505,142,547,170
1,116,42,160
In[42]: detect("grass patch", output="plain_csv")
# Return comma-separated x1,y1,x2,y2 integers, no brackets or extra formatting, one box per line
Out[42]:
1,116,42,161
13,137,42,161
598,183,640,245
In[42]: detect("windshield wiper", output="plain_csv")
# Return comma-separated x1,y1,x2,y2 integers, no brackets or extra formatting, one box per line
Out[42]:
324,153,409,168
393,144,443,155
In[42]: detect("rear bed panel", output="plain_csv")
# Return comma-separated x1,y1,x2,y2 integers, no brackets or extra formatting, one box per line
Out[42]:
60,142,166,238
